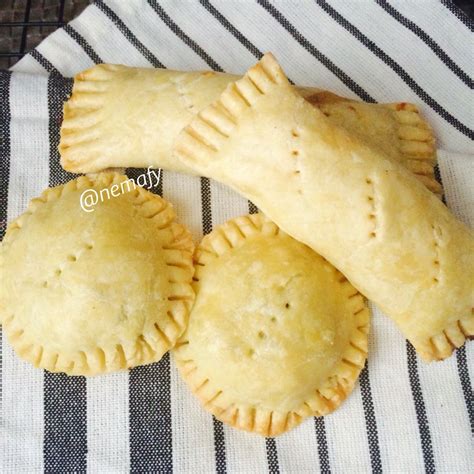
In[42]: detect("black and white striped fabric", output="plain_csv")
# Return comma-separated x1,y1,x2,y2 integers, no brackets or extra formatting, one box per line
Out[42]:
1,1,472,472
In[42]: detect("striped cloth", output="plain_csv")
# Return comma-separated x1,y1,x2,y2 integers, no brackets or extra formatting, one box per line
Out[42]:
0,1,472,472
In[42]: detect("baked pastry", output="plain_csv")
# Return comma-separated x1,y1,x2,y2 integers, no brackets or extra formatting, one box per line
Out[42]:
173,214,369,436
0,173,194,375
304,92,440,194
59,64,439,194
173,53,473,362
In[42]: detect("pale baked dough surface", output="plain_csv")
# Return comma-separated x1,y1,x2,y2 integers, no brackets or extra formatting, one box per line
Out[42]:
0,173,195,375
60,64,439,194
174,214,369,436
173,54,474,362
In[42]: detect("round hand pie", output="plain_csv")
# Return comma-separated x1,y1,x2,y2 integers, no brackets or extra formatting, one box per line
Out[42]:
173,214,370,437
0,173,194,376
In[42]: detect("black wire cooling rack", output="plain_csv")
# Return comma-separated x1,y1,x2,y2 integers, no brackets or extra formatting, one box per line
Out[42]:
0,0,91,69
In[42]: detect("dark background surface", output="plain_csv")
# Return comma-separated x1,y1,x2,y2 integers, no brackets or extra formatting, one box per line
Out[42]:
456,0,474,18
0,0,91,69
0,0,473,70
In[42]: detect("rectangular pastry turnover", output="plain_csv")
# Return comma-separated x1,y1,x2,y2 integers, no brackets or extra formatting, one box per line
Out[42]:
60,64,440,195
172,54,473,362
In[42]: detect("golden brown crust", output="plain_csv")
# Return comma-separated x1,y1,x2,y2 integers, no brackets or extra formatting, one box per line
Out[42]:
174,214,369,436
0,173,195,375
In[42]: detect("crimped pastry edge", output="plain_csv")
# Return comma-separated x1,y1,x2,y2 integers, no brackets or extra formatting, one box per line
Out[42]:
173,213,369,437
173,53,472,362
0,172,195,376
60,63,440,197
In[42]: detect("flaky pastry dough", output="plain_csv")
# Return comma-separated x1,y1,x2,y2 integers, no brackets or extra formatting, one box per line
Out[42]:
0,173,194,375
173,54,473,362
59,64,439,194
173,214,369,436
